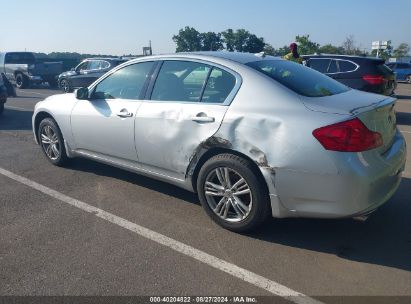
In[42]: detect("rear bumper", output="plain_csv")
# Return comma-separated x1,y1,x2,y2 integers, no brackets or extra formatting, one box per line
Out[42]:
273,130,406,218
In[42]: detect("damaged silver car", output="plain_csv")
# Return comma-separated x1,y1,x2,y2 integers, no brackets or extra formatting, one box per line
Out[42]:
32,52,406,232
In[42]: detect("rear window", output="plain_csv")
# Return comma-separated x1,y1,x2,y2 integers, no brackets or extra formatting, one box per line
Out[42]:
308,59,330,73
247,60,349,97
376,64,394,76
5,52,35,64
338,60,357,72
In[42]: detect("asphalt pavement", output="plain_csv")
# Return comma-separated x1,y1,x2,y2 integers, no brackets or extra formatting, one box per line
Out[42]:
1,84,411,303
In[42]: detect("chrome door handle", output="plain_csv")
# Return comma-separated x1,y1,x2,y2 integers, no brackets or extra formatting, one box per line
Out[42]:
191,116,215,123
116,109,133,118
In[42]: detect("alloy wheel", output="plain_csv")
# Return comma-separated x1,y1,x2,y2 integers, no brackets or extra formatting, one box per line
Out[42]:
40,125,61,160
61,79,69,92
204,167,253,222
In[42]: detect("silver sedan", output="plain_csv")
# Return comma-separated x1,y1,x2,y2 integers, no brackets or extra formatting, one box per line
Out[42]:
32,52,407,232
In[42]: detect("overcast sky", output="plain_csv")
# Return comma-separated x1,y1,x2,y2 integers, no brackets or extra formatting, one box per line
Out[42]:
1,0,410,55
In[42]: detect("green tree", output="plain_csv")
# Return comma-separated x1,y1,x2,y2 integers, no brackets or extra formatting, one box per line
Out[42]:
393,43,410,58
200,32,223,51
263,44,277,56
341,35,364,55
295,34,320,55
221,29,236,51
221,29,265,53
172,26,202,52
318,44,345,54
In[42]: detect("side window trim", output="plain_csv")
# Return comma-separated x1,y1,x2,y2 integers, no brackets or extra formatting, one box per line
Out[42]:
327,59,359,74
146,58,241,106
198,67,213,102
145,61,164,100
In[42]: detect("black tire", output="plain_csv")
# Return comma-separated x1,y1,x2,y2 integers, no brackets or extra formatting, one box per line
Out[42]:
38,118,68,166
406,75,411,84
0,103,4,115
197,153,271,232
59,79,72,93
15,73,28,89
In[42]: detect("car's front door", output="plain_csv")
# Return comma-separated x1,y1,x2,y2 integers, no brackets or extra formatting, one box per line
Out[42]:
70,61,90,88
80,60,107,87
70,61,155,162
134,60,239,180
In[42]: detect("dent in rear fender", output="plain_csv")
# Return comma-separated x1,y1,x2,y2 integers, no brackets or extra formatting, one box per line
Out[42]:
186,111,340,217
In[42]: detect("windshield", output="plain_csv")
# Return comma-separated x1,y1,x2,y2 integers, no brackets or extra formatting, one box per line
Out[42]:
246,60,350,97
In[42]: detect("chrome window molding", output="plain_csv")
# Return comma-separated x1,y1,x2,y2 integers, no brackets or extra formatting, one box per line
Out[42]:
309,58,360,75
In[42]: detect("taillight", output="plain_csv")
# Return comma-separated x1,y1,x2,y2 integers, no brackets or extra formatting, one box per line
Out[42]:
362,74,384,85
313,118,383,152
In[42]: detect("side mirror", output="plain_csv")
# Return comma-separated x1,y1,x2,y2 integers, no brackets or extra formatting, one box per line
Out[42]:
75,87,89,100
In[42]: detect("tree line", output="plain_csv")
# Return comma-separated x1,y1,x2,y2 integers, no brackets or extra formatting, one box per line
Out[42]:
172,26,410,60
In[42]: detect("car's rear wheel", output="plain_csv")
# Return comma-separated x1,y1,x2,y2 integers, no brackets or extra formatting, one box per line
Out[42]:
38,118,68,166
197,154,270,232
15,73,28,89
406,75,411,84
60,79,71,93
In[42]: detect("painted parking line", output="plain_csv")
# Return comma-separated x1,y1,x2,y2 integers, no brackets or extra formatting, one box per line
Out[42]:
5,106,33,111
16,90,53,96
0,167,322,304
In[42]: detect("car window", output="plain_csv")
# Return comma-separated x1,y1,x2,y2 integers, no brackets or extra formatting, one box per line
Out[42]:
76,61,89,72
308,59,330,73
88,60,100,70
4,52,35,64
151,61,210,102
202,68,236,103
93,62,154,100
327,60,338,73
338,60,357,72
100,61,111,69
247,60,349,97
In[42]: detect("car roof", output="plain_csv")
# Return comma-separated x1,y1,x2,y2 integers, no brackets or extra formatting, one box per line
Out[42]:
83,57,123,61
303,54,385,63
128,51,282,65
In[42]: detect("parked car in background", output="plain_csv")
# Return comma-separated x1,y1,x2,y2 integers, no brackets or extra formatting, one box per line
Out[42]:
58,58,128,93
0,72,17,115
303,55,397,96
0,52,63,89
32,52,406,232
386,62,411,83
0,76,7,114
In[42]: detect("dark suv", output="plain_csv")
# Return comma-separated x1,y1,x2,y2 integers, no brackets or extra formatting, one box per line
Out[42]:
303,55,396,96
58,58,127,92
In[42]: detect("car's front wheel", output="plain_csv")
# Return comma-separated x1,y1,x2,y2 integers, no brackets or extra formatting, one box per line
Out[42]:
406,75,411,84
197,154,271,232
38,118,68,166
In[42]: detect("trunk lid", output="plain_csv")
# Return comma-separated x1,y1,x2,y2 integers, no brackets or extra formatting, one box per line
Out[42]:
302,89,397,153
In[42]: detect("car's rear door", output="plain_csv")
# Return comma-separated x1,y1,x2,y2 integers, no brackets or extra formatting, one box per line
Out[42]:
134,59,240,180
70,61,155,162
